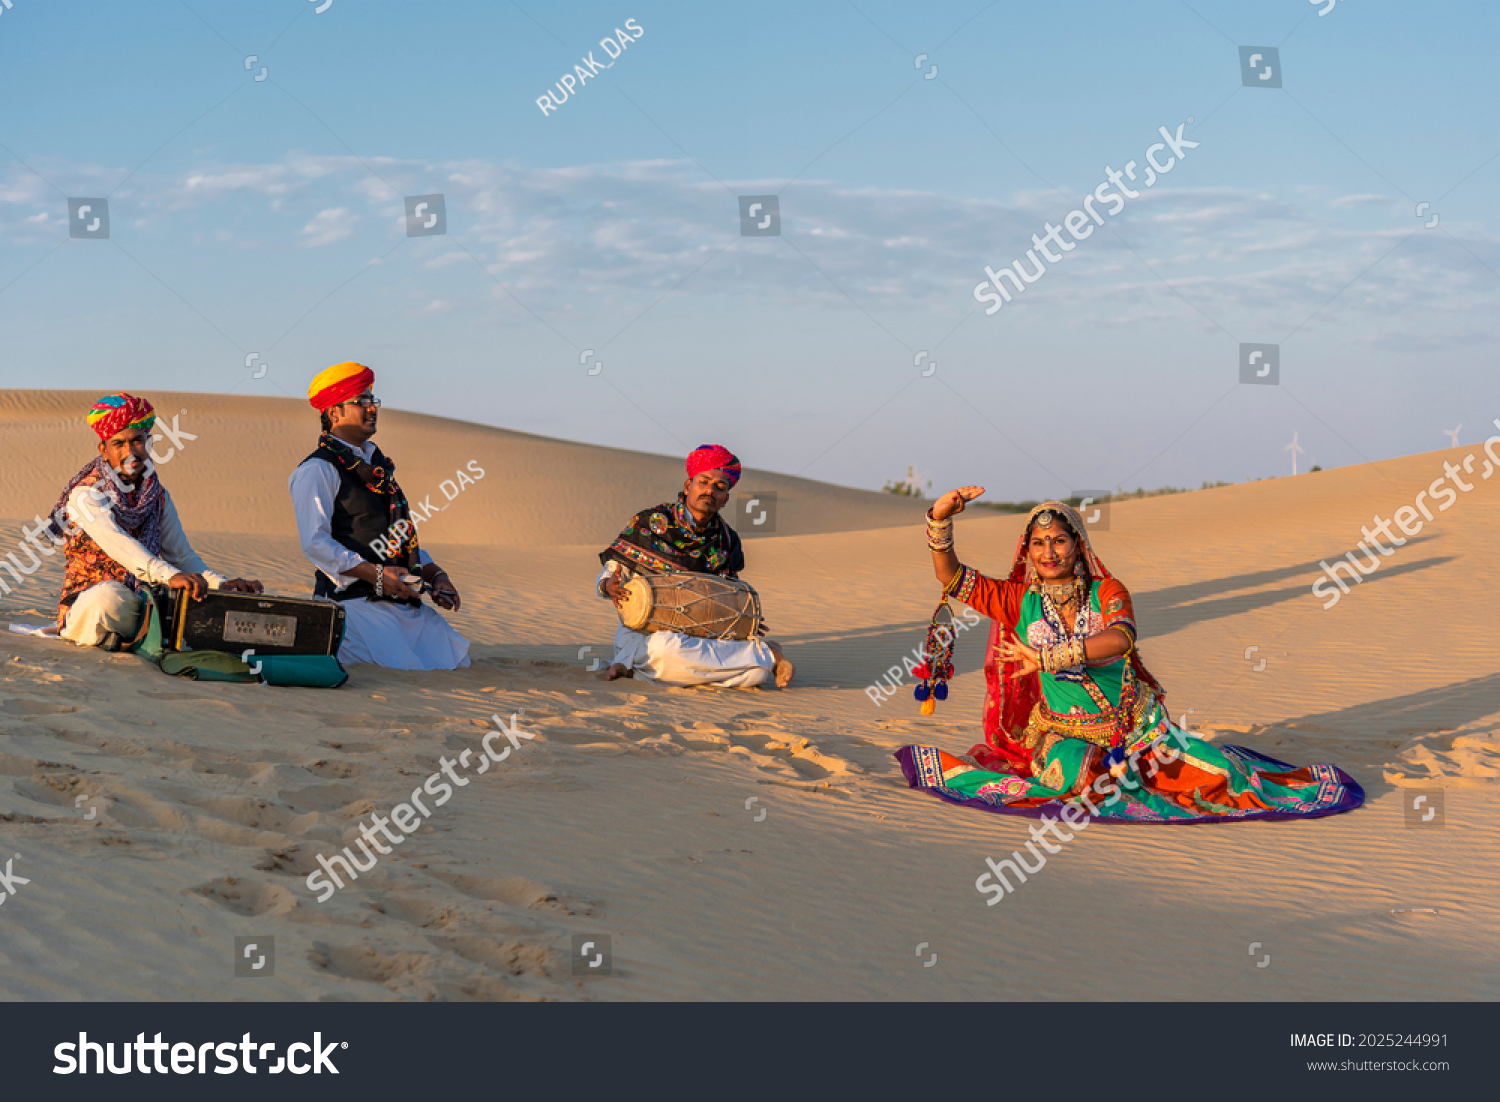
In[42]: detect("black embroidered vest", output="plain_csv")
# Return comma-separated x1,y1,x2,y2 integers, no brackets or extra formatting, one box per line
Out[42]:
299,444,415,604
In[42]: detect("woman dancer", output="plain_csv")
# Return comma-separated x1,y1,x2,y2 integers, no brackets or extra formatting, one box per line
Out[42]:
895,489,1363,823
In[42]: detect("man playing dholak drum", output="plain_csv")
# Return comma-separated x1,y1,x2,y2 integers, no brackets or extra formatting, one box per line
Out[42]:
597,445,793,688
289,362,470,670
46,393,262,650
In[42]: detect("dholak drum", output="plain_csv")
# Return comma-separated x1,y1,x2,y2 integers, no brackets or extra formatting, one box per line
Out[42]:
618,574,762,641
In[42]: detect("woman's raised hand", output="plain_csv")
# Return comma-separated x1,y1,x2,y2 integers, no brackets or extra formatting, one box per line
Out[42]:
999,631,1040,677
931,485,986,521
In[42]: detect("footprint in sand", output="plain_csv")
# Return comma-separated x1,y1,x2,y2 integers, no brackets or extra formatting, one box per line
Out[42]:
301,759,373,781
1,698,79,716
374,894,467,931
193,877,300,917
310,943,430,987
316,714,455,730
278,783,365,814
426,934,556,979
423,870,588,916
179,793,319,836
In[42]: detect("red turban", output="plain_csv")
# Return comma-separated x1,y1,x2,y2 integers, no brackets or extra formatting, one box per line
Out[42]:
87,393,156,441
686,444,741,488
308,361,375,411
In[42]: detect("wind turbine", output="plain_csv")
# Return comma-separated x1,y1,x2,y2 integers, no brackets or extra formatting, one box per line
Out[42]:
1444,424,1461,448
1286,431,1304,476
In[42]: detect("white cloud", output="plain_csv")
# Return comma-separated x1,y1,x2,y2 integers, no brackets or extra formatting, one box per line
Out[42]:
300,206,358,247
0,154,1493,345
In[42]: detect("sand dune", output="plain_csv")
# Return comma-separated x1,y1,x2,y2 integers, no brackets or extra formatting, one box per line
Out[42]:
0,390,1495,1001
0,390,925,547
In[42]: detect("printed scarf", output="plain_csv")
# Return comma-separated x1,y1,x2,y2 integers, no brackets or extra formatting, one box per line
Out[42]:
600,493,744,576
316,432,420,565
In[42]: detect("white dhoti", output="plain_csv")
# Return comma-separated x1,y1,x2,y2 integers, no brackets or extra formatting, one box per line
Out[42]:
60,581,142,647
337,598,471,671
611,624,775,688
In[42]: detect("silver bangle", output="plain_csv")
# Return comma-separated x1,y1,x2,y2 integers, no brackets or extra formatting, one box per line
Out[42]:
374,566,384,597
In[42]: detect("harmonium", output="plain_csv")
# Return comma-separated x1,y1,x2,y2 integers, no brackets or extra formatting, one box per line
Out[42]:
169,590,345,657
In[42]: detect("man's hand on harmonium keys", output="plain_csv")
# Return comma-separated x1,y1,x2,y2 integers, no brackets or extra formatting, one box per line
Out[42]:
168,573,264,600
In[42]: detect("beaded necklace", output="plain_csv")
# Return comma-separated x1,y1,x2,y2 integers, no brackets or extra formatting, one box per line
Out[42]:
1037,580,1091,686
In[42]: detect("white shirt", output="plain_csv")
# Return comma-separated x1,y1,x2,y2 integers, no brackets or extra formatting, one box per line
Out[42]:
288,436,430,593
67,483,225,589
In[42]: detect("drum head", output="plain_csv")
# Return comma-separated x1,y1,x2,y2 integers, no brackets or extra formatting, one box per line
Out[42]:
617,577,654,631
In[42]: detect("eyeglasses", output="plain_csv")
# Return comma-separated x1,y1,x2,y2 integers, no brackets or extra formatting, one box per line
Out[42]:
344,396,381,408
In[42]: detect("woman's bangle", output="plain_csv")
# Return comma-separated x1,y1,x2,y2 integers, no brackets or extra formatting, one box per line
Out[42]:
925,510,954,552
1039,637,1085,674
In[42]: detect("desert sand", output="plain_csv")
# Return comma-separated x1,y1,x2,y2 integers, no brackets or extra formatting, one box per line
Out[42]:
0,389,1494,1001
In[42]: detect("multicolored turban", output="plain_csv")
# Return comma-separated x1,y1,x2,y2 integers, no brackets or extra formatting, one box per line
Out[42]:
308,361,375,412
686,444,741,488
87,393,156,441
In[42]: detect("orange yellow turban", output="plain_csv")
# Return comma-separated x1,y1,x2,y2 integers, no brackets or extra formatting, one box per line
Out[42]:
308,361,375,412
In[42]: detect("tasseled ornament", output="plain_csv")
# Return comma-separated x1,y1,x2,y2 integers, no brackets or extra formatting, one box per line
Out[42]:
913,588,958,716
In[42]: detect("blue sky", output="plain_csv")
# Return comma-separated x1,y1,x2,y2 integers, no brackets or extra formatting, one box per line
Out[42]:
2,0,1496,500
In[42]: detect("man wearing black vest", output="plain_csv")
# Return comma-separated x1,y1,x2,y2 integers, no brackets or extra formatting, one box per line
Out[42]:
289,361,470,670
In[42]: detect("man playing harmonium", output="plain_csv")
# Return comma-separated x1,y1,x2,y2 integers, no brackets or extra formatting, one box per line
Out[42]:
46,393,262,650
289,361,470,670
597,444,793,688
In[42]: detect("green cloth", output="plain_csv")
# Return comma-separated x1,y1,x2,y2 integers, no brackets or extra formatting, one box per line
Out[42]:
1021,584,1126,714
130,585,347,688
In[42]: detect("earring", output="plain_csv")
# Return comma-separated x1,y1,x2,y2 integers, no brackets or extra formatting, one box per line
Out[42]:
1074,558,1086,578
